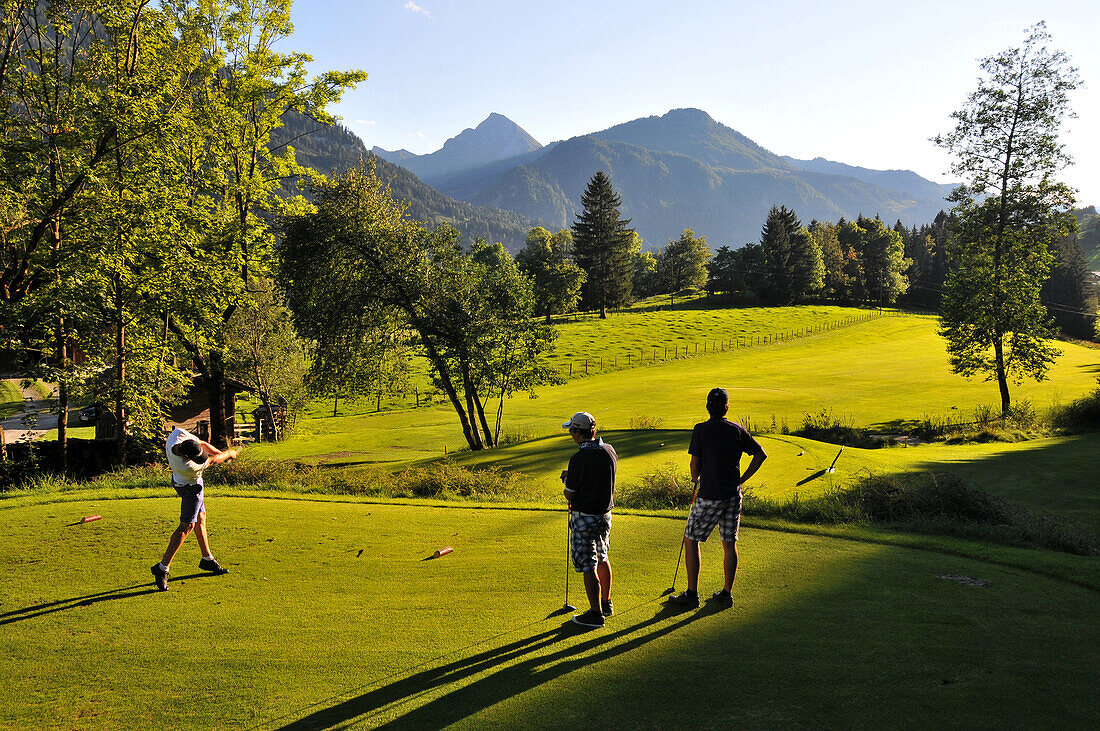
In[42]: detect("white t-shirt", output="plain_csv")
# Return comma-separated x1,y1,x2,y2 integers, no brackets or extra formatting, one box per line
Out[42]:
166,427,208,486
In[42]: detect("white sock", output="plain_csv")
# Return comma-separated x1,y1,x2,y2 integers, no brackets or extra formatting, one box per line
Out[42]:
158,563,169,572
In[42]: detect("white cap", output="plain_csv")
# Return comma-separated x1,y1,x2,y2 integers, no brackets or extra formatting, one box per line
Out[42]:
562,412,596,430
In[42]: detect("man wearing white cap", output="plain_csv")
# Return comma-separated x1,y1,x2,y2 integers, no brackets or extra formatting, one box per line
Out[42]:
560,411,617,628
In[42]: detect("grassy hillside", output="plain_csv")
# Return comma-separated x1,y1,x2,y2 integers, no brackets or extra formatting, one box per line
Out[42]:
249,314,1099,465
2,497,1096,728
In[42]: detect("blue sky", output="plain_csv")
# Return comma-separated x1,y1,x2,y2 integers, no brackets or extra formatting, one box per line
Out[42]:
284,0,1099,206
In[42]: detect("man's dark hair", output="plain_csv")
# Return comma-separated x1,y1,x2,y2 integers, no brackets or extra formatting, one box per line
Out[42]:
178,438,206,462
571,425,596,441
706,387,729,417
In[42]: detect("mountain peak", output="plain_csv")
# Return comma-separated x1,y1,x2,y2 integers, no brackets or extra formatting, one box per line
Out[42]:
372,113,542,184
591,108,791,172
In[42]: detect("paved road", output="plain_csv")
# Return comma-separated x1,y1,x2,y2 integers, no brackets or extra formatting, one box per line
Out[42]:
1,380,59,443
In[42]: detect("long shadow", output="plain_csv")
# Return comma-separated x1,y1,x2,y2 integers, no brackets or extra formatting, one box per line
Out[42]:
0,572,212,625
282,601,713,729
796,469,827,486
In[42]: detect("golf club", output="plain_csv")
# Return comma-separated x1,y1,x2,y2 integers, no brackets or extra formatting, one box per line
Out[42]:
563,510,576,612
827,445,845,473
666,481,699,594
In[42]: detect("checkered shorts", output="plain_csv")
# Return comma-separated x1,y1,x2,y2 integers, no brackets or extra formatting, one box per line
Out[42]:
685,495,742,543
569,511,611,573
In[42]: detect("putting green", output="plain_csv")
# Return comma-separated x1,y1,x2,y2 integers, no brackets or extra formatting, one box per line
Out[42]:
1,497,1096,728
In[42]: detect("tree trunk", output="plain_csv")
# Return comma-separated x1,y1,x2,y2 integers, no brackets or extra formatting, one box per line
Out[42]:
207,351,229,449
459,360,484,450
415,326,481,451
994,337,1011,416
471,386,494,447
114,285,126,461
56,331,67,474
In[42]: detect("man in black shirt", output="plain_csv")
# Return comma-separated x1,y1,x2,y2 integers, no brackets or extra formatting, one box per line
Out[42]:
671,387,766,609
560,411,616,628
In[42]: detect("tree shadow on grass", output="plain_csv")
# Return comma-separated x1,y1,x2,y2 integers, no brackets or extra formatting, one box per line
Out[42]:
281,601,714,729
0,572,213,625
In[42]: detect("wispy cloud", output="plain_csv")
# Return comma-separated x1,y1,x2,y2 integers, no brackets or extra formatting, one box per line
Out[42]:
407,131,427,139
356,119,377,125
404,1,431,18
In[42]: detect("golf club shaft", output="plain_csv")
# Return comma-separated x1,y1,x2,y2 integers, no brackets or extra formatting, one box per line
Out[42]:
671,483,699,589
564,510,572,608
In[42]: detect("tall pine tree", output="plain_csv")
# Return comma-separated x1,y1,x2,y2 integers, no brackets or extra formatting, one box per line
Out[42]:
572,171,635,318
761,205,823,304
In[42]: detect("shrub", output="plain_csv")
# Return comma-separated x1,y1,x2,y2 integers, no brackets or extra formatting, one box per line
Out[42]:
628,415,664,429
744,471,1097,556
617,463,694,509
1051,385,1100,432
794,408,867,446
397,462,524,501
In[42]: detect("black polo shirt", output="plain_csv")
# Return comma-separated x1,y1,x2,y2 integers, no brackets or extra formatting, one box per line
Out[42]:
689,417,764,501
565,438,616,515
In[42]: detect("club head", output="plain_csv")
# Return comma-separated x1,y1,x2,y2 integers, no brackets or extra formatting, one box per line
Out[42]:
564,603,576,611
661,587,675,596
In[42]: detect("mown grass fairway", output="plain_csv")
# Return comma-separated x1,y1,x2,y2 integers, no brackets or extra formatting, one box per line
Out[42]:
245,314,1100,466
1,497,1097,729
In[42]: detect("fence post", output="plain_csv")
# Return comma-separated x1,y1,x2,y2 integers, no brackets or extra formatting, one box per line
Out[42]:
585,360,588,374
569,363,573,377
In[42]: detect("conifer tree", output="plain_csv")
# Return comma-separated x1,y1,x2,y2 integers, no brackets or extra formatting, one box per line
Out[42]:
760,205,822,304
571,171,635,318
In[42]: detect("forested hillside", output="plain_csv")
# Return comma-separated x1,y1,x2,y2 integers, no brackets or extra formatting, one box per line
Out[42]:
1075,206,1100,269
273,112,541,250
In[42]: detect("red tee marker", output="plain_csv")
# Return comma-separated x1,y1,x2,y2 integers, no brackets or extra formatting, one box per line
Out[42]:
81,515,102,523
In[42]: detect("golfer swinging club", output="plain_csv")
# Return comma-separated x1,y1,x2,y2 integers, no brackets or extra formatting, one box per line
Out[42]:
560,411,616,628
151,427,240,591
670,388,766,609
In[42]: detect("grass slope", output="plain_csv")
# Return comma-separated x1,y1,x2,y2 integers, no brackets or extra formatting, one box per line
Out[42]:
247,315,1100,465
1,498,1097,729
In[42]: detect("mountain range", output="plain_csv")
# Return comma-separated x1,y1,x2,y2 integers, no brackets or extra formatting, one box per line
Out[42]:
372,108,955,249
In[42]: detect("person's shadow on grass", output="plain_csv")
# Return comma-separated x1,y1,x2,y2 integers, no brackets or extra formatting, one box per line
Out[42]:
0,572,213,625
280,601,715,730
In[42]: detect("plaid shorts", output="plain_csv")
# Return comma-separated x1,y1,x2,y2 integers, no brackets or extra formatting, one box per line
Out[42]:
569,511,611,573
685,495,742,543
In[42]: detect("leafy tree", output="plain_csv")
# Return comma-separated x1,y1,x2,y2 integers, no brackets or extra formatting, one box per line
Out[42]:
159,0,366,447
0,1,207,465
632,249,660,300
934,22,1078,414
572,171,634,318
515,226,585,322
809,221,849,303
281,164,554,451
224,282,310,438
706,243,764,298
656,228,710,308
760,206,823,304
465,241,556,444
857,215,910,305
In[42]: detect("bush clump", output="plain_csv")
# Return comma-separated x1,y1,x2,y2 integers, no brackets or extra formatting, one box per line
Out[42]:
744,471,1097,556
617,462,694,509
1051,385,1100,433
792,408,869,446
